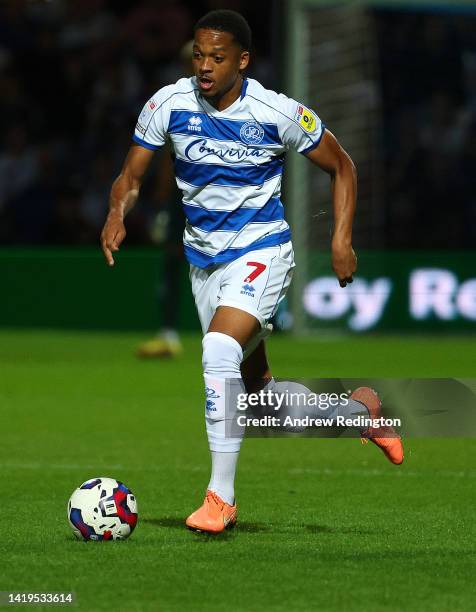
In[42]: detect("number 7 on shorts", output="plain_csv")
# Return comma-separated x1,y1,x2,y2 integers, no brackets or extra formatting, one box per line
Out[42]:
244,262,267,283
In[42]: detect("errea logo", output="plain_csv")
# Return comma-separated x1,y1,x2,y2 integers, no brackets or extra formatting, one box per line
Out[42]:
240,283,255,298
188,116,202,132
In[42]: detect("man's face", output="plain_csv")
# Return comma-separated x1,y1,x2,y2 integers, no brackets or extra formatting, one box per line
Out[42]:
193,28,249,99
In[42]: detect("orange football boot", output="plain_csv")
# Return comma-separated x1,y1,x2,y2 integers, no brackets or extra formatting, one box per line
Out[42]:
186,490,237,534
350,387,404,465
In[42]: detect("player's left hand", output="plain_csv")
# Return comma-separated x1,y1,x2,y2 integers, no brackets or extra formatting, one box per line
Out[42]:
331,241,357,287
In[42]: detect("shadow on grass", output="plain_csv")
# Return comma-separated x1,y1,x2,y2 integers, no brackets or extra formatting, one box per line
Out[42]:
142,517,269,534
234,521,269,533
305,524,380,535
143,517,379,536
143,517,384,537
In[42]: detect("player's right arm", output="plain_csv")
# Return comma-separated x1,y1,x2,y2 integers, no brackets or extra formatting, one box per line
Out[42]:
100,145,155,266
101,83,177,265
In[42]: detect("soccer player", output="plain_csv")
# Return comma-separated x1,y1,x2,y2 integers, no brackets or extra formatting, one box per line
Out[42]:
101,10,403,534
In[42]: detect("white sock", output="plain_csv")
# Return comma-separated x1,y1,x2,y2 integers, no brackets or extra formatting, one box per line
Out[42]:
202,332,245,504
207,450,239,505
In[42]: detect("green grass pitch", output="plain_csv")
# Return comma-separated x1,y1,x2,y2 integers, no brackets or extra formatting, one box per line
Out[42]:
1,330,475,611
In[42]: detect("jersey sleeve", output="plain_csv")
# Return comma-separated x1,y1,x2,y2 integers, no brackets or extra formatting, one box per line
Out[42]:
276,94,325,154
133,85,175,150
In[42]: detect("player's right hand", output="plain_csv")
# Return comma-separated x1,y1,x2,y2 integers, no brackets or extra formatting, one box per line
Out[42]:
100,212,126,266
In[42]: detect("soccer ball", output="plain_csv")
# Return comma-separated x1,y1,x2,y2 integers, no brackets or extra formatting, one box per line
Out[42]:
67,477,138,541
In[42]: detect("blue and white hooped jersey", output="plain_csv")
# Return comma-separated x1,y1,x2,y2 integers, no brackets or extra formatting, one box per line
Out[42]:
133,77,325,269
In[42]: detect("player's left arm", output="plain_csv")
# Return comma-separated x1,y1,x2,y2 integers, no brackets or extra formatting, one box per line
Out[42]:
305,129,357,287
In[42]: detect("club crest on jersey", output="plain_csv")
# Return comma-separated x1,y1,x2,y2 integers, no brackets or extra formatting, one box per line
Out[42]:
240,121,265,145
188,116,202,132
295,104,317,133
241,283,255,297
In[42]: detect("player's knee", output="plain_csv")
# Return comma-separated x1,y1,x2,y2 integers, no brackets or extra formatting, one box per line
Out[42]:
202,332,243,376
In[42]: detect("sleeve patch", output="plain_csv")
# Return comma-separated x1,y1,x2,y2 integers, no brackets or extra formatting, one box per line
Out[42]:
295,104,317,133
137,98,157,132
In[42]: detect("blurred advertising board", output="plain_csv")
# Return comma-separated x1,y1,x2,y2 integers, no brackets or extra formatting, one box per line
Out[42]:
302,252,476,332
1,249,475,332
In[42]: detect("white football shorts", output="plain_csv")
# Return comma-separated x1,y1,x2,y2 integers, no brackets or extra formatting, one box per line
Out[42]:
190,241,295,334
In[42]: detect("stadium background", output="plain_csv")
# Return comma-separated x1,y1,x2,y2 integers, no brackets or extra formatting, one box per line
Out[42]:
1,1,475,611
1,0,475,333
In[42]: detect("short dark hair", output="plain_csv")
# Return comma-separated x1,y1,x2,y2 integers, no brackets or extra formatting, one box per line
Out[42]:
194,10,252,51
